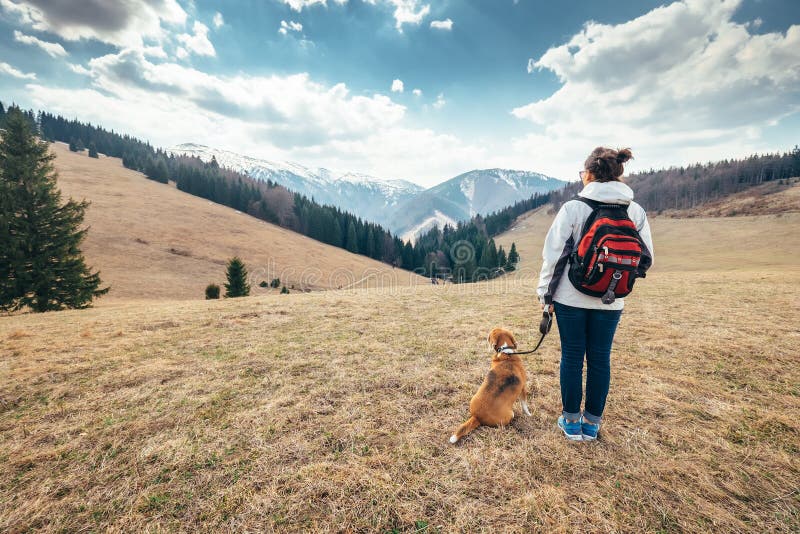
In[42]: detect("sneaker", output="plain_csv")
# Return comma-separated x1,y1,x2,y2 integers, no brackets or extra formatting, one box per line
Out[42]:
580,416,600,441
558,416,583,441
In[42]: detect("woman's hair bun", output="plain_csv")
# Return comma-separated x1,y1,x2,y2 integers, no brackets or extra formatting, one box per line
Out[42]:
616,148,633,164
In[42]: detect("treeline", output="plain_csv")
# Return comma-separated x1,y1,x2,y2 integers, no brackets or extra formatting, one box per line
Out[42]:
0,101,537,282
626,148,800,212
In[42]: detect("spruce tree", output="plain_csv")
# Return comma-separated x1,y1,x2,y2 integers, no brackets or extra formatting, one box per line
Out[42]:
88,142,98,158
0,108,108,312
345,221,358,254
506,242,520,271
224,257,250,298
497,246,508,270
366,228,375,258
331,219,343,248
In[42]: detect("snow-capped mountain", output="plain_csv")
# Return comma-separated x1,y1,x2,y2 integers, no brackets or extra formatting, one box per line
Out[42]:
169,143,424,228
169,144,565,237
388,169,564,239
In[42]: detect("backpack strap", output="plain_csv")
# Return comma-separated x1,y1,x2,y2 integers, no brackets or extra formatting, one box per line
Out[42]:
574,195,630,238
574,195,628,211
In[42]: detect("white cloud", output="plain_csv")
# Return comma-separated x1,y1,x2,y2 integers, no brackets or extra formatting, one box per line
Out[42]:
412,88,422,96
22,48,488,184
0,61,36,79
430,18,452,30
67,50,406,146
281,0,346,11
142,45,168,59
432,92,445,109
176,21,215,57
278,0,428,33
512,0,800,178
212,12,224,28
391,79,404,93
279,20,303,35
13,30,67,57
386,0,430,31
299,127,488,187
68,63,91,76
0,0,186,48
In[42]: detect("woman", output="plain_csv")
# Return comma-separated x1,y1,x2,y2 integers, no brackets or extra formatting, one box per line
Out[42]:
537,147,654,441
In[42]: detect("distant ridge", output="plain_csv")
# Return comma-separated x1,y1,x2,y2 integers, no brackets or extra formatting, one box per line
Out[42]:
169,143,424,230
169,143,565,236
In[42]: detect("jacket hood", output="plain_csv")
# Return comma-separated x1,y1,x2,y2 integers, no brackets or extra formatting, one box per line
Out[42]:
578,181,634,205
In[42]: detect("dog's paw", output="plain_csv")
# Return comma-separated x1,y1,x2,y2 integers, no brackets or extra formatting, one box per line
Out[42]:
449,435,458,444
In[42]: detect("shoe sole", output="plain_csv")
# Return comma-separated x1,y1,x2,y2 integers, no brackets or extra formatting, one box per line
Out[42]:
558,424,584,441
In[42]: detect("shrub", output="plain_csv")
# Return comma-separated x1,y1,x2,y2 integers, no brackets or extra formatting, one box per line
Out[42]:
205,283,220,299
259,281,268,288
280,286,289,294
270,278,280,288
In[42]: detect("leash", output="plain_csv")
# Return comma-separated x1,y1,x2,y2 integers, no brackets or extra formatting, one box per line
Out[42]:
497,309,554,355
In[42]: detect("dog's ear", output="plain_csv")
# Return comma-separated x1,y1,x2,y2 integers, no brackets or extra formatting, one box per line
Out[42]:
506,331,518,349
487,328,500,350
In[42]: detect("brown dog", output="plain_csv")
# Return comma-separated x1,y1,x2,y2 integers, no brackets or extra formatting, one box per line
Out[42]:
449,328,531,443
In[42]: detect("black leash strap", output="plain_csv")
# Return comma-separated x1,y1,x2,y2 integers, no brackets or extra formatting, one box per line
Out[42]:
498,310,553,355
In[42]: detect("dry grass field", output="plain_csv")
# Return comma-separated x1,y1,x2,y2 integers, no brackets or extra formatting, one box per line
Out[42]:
50,143,426,301
496,185,800,275
2,207,800,531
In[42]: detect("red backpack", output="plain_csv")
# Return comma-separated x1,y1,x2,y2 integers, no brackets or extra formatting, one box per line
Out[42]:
567,197,652,304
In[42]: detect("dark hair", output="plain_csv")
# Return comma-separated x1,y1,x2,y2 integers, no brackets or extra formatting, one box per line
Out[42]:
583,147,633,182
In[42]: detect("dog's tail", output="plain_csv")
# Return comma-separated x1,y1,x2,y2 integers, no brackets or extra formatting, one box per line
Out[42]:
450,416,480,444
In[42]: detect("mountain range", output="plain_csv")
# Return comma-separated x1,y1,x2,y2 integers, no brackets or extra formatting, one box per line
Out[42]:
169,143,564,238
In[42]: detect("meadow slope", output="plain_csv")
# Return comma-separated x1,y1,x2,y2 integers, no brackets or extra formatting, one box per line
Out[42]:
1,213,799,531
50,143,426,301
0,175,800,532
496,184,800,276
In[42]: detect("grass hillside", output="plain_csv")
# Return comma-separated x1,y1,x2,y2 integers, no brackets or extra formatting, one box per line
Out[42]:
49,143,425,301
495,184,800,276
2,204,799,531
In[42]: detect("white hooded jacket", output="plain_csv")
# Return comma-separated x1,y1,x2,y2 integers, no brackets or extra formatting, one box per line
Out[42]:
536,181,654,310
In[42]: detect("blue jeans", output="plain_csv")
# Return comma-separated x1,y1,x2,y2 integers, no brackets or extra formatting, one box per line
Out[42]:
553,301,622,424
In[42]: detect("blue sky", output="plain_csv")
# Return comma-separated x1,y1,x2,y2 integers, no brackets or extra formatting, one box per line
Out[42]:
0,0,798,186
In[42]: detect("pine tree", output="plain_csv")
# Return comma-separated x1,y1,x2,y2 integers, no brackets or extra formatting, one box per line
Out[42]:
366,227,375,258
280,285,289,294
345,221,358,254
497,246,507,270
88,142,99,158
224,257,250,298
0,108,109,312
75,138,85,152
331,219,343,248
479,239,498,270
506,242,520,271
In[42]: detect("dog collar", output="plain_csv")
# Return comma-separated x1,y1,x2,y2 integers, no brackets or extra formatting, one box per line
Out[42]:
496,344,515,355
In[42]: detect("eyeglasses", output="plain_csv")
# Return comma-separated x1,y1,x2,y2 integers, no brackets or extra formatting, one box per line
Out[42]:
579,170,587,180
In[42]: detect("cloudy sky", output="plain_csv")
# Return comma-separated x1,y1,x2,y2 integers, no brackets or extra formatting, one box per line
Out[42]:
0,0,798,186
